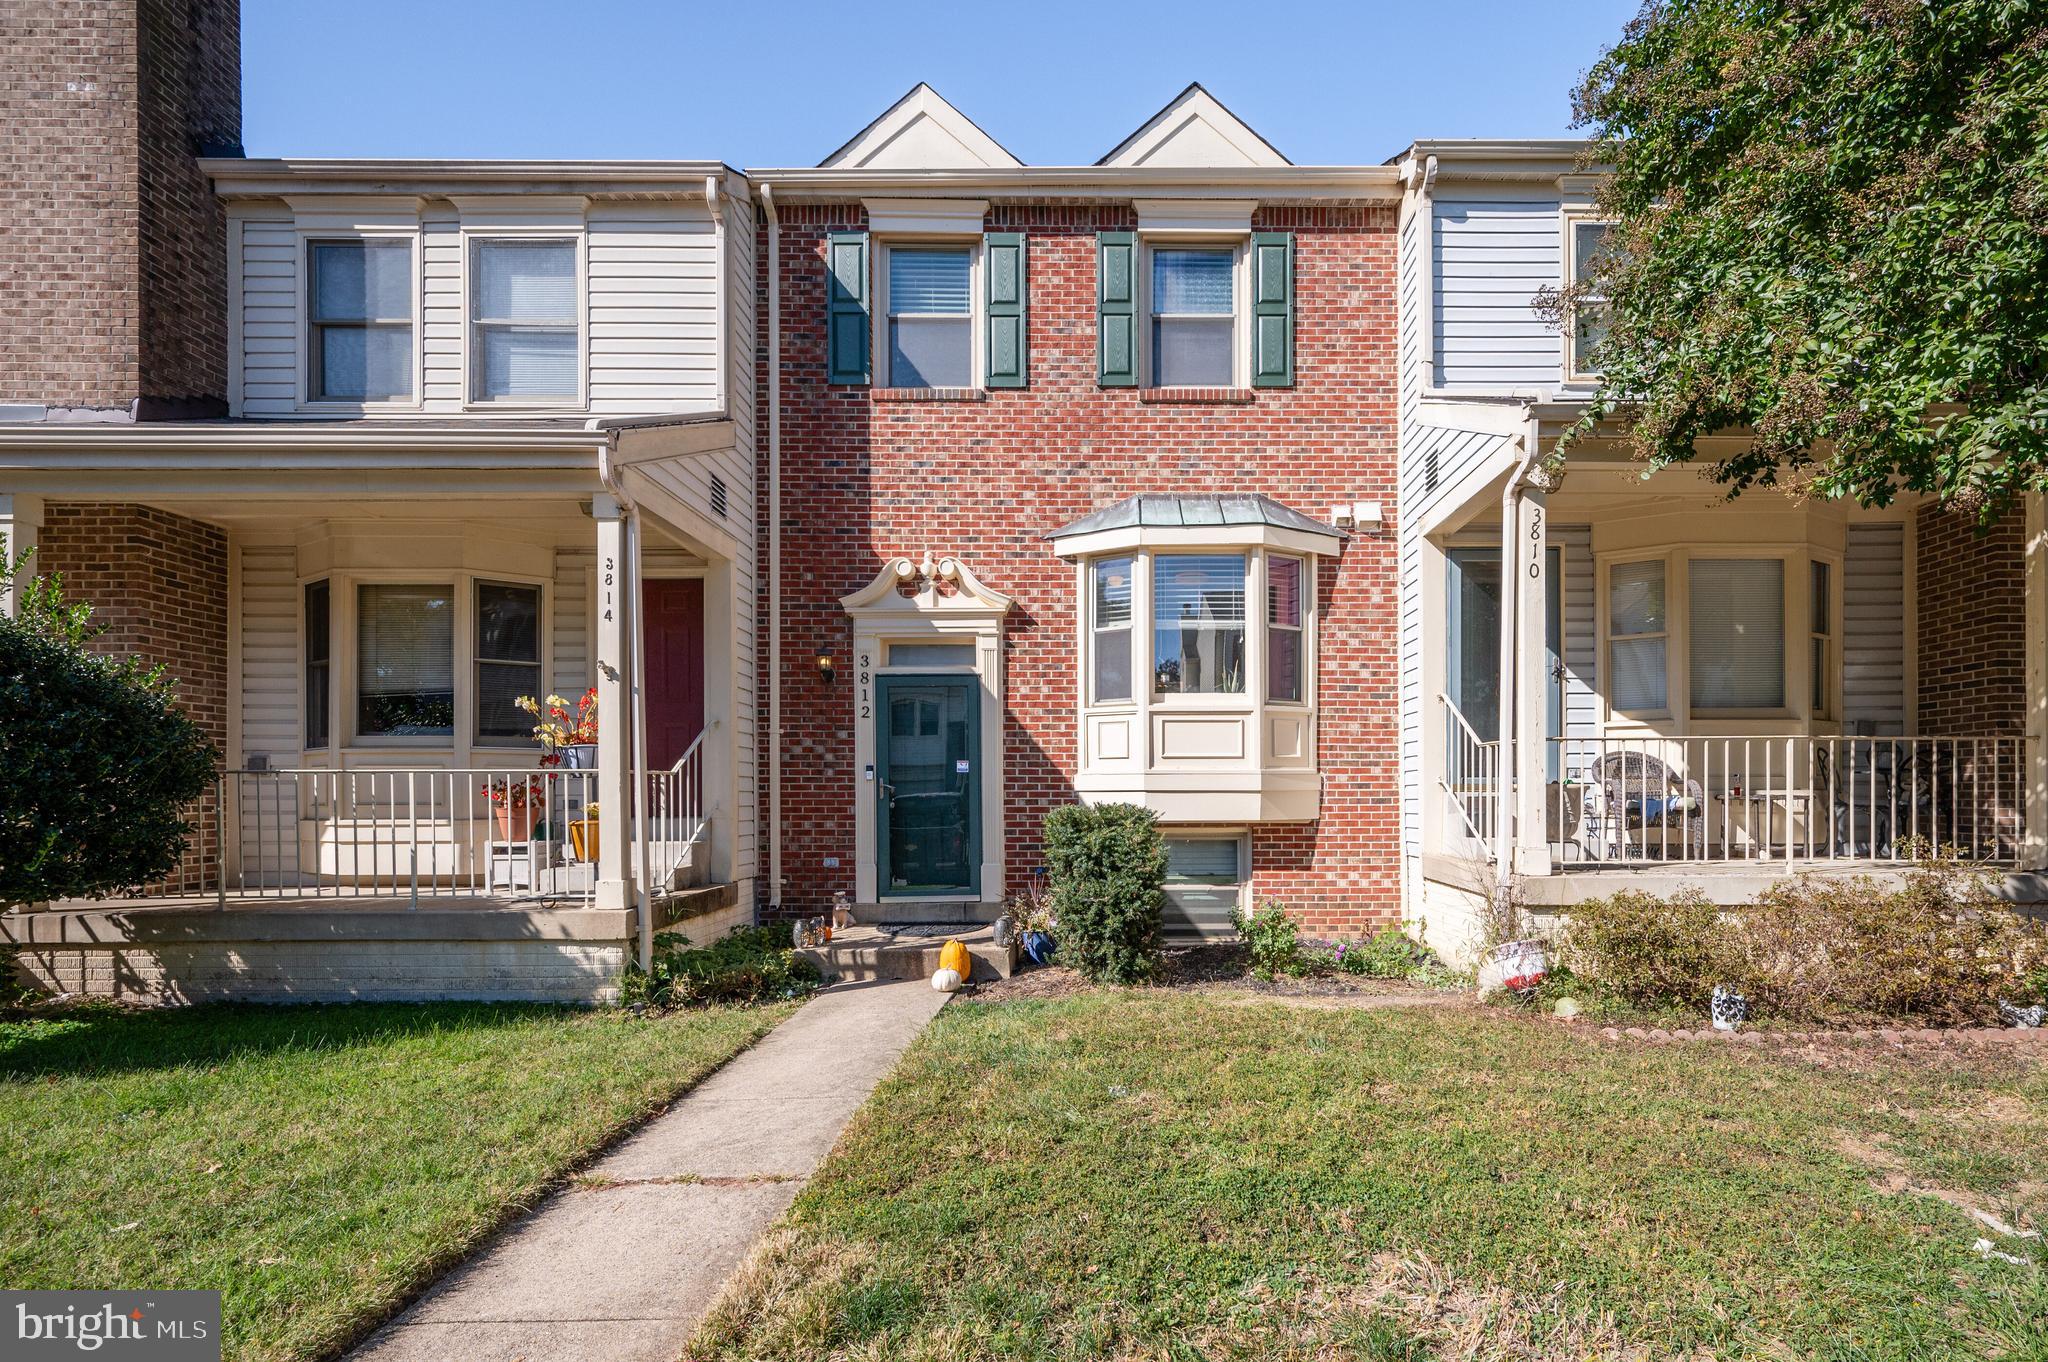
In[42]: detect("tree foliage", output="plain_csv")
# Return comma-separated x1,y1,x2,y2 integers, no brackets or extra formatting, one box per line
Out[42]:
1560,0,2048,521
0,555,218,904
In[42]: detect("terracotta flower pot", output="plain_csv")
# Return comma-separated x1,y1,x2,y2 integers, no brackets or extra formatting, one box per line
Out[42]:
495,802,539,842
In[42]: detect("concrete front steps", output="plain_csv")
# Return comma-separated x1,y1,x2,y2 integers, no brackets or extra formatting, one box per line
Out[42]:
798,922,1018,983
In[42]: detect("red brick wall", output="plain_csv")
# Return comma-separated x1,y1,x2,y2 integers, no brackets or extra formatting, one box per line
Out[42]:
1916,503,2025,736
758,202,1401,933
0,0,236,417
37,503,228,749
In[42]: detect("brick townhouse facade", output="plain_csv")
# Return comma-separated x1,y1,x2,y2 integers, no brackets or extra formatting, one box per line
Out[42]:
753,88,1407,933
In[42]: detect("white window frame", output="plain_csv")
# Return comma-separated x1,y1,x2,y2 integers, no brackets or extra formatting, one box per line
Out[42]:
298,232,424,413
303,569,552,752
873,237,983,391
463,231,588,411
1809,556,1836,720
1139,236,1251,390
1563,213,1616,385
473,578,546,748
1597,545,1831,728
1088,555,1137,706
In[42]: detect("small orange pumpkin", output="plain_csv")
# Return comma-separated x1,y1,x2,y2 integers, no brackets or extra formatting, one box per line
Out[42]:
938,939,973,981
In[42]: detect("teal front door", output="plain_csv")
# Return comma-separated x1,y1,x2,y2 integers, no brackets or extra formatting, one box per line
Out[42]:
876,675,980,896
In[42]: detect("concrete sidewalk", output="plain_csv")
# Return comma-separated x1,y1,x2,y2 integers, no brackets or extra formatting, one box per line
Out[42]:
348,978,948,1362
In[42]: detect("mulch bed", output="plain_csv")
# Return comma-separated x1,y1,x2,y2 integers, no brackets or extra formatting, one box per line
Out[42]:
961,944,1460,1004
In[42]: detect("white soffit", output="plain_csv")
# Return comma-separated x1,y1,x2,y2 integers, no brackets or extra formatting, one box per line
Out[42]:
862,198,991,235
1099,84,1290,169
820,84,1023,170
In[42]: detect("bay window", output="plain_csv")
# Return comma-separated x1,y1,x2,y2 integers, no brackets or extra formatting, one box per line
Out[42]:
1266,556,1304,703
1809,559,1833,717
1608,559,1668,713
475,581,542,744
357,584,455,738
1091,556,1134,703
1153,554,1247,695
1690,558,1784,712
1052,493,1334,822
304,580,331,749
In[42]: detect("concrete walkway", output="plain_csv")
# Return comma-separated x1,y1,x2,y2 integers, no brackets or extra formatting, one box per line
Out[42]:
349,979,948,1362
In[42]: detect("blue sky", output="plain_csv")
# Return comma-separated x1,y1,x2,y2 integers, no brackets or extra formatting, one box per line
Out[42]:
243,0,1640,166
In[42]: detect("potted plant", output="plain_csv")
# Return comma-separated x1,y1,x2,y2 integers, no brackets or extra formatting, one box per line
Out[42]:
569,802,600,863
482,777,541,842
515,688,600,769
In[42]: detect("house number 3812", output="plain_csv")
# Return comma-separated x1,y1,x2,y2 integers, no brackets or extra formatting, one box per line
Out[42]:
858,653,871,720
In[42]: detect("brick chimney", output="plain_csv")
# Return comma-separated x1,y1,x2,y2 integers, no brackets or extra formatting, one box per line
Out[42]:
0,0,241,422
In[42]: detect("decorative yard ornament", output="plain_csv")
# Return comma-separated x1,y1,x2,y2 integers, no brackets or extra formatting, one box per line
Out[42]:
1710,986,1750,1032
938,938,972,981
931,967,964,993
1997,1000,2045,1030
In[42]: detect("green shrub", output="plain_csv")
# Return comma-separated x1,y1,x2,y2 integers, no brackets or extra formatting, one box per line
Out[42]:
0,558,218,905
1347,926,1434,980
1555,888,1725,1010
621,925,823,1009
1232,900,1301,979
1041,803,1167,983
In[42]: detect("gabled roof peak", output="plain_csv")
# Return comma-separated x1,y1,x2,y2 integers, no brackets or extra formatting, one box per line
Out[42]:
818,83,1023,170
1098,83,1290,169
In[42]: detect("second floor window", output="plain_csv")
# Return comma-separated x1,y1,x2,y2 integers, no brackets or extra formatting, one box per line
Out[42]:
310,239,412,401
884,246,973,388
1151,247,1235,387
1568,220,1616,379
473,240,578,402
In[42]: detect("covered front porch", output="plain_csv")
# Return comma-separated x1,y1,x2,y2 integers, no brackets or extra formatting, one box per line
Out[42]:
1,416,758,1000
1407,408,2046,937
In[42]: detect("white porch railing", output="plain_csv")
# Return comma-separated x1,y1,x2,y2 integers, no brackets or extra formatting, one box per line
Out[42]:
1438,694,1499,845
1549,735,2025,867
640,733,710,894
115,768,603,907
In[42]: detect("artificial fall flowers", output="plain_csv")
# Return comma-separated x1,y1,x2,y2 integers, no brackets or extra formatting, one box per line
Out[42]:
514,688,599,766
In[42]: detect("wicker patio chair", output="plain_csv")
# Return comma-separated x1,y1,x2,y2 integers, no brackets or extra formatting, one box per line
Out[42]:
1593,751,1707,860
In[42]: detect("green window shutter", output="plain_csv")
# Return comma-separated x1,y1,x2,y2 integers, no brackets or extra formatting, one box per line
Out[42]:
984,232,1027,389
826,231,870,385
1251,231,1294,388
1097,231,1137,388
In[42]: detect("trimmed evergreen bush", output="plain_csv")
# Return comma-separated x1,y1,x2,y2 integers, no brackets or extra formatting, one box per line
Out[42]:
0,563,217,905
1041,802,1167,983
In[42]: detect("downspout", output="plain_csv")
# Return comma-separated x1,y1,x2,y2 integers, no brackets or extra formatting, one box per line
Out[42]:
596,434,655,971
1495,413,1540,894
760,182,783,909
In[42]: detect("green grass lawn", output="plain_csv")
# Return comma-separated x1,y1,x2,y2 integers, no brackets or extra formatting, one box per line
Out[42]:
689,994,2048,1362
0,1000,793,1362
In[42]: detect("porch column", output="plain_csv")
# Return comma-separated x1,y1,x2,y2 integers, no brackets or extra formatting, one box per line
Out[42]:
0,493,44,618
1512,490,1554,875
593,494,635,911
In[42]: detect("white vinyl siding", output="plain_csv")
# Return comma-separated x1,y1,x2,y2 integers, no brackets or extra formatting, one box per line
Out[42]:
1430,192,1560,390
230,202,722,419
1843,523,1907,734
238,543,302,765
586,204,719,413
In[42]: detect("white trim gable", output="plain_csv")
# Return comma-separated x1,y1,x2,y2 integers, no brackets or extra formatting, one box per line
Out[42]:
1098,84,1290,169
819,84,1022,170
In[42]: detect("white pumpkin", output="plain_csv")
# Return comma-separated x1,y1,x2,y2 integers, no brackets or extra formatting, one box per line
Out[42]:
931,967,964,993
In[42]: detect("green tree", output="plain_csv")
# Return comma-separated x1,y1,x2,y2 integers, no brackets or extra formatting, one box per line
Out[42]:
1557,0,2048,521
0,554,218,904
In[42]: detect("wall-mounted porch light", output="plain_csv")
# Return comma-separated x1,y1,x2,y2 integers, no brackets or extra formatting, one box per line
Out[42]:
816,654,836,682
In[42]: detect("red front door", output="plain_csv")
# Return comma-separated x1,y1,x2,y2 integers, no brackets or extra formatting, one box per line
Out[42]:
642,578,705,769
